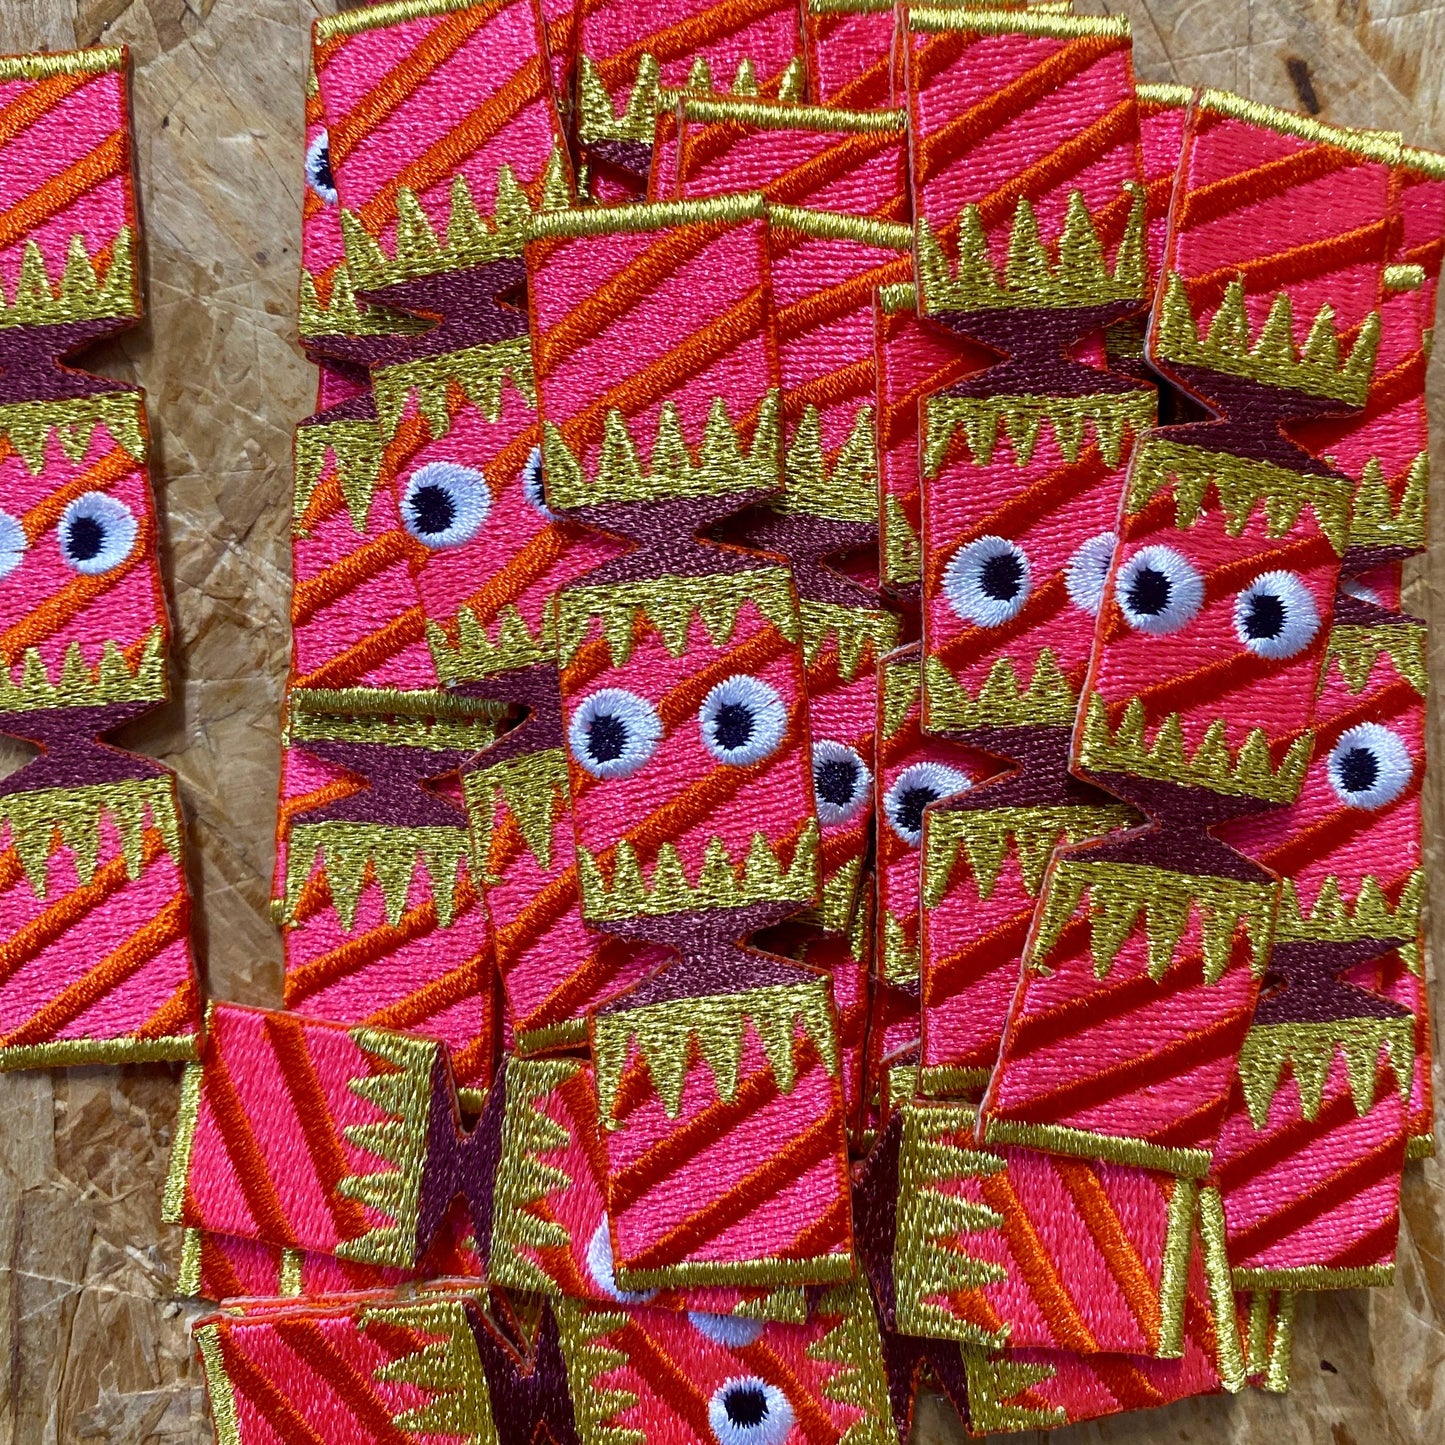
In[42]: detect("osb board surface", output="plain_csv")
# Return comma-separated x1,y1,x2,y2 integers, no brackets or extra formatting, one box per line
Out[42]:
0,0,1441,1441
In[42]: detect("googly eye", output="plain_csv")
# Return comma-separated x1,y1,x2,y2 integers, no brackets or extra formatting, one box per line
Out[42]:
689,1312,765,1349
401,462,490,549
699,675,788,767
708,1377,793,1445
812,740,872,826
569,688,663,780
1114,544,1204,635
0,509,26,579
1065,531,1117,616
58,492,137,575
521,445,554,519
305,129,337,204
585,1221,656,1303
884,761,971,847
943,535,1031,627
1233,571,1320,660
1326,723,1413,811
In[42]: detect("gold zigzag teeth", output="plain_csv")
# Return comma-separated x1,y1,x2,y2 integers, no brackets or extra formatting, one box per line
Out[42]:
0,630,167,714
1238,1016,1415,1128
297,264,419,342
1030,856,1277,984
592,974,838,1120
542,391,782,514
0,392,146,474
1275,870,1424,948
1153,273,1380,405
799,601,900,680
462,747,570,876
284,820,471,930
556,566,799,668
293,416,385,534
556,1301,648,1445
1079,694,1314,805
926,389,1155,472
924,650,1079,732
916,187,1146,317
373,334,536,443
922,803,1135,907
336,1027,437,1267
577,821,820,926
1128,436,1353,555
429,599,556,684
881,652,921,737
0,775,182,897
802,1282,896,1437
961,1349,1068,1435
880,909,918,985
781,405,879,523
0,228,137,330
341,157,573,289
1323,621,1427,696
1346,452,1428,552
882,494,922,589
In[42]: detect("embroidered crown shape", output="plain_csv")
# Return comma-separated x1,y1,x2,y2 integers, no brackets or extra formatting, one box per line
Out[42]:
0,394,146,473
1345,453,1428,552
924,651,1080,731
297,264,416,340
0,229,138,330
428,601,557,683
925,391,1155,471
0,630,168,712
780,406,879,521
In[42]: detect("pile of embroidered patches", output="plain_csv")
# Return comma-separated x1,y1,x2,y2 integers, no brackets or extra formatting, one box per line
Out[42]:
0,2,1438,1440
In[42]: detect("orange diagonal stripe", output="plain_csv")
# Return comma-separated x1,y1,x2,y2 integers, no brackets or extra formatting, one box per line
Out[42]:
0,132,126,253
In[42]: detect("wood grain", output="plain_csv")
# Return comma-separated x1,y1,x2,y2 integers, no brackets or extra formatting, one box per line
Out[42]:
0,1,1441,1441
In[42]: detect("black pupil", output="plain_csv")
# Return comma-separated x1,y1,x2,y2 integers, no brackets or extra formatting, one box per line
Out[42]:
724,1386,768,1429
67,515,105,561
979,550,1024,601
816,757,859,807
1338,746,1379,794
588,713,628,764
312,143,335,194
896,785,937,837
1244,591,1286,640
714,702,754,751
1127,566,1171,617
410,484,455,535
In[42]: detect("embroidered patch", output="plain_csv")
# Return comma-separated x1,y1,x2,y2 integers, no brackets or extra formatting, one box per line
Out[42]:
0,46,201,1066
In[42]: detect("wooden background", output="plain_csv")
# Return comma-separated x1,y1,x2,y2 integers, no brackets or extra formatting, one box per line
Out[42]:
0,1,1442,1440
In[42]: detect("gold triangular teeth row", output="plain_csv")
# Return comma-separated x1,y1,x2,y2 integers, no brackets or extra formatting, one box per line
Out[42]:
1154,273,1380,405
0,228,137,330
799,601,900,680
1238,1017,1415,1128
961,1350,1068,1435
577,821,820,925
0,630,167,714
1275,870,1424,946
924,650,1079,732
1079,693,1314,805
0,392,146,474
361,1299,497,1439
576,53,806,147
592,975,837,1120
557,565,799,668
336,1027,438,1268
916,187,1147,316
880,652,921,737
293,416,385,534
297,265,417,341
804,1282,897,1438
462,747,570,877
1128,437,1353,556
923,804,1134,907
1030,857,1277,984
555,1302,646,1445
341,156,573,289
542,391,782,513
0,775,181,897
880,909,919,984
283,820,471,931
781,405,879,522
429,601,556,684
1323,621,1427,696
926,389,1155,472
1346,453,1428,552
882,493,922,589
374,335,536,444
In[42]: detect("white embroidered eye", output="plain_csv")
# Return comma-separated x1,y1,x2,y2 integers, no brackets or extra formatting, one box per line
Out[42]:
699,675,788,766
58,493,136,575
401,462,490,549
689,1312,765,1348
708,1377,793,1445
585,1221,656,1303
1115,544,1204,635
0,509,26,579
812,740,872,825
1234,571,1319,660
1065,531,1117,616
943,535,1031,627
521,445,555,518
568,689,663,779
305,129,337,203
884,761,971,847
1326,723,1413,811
